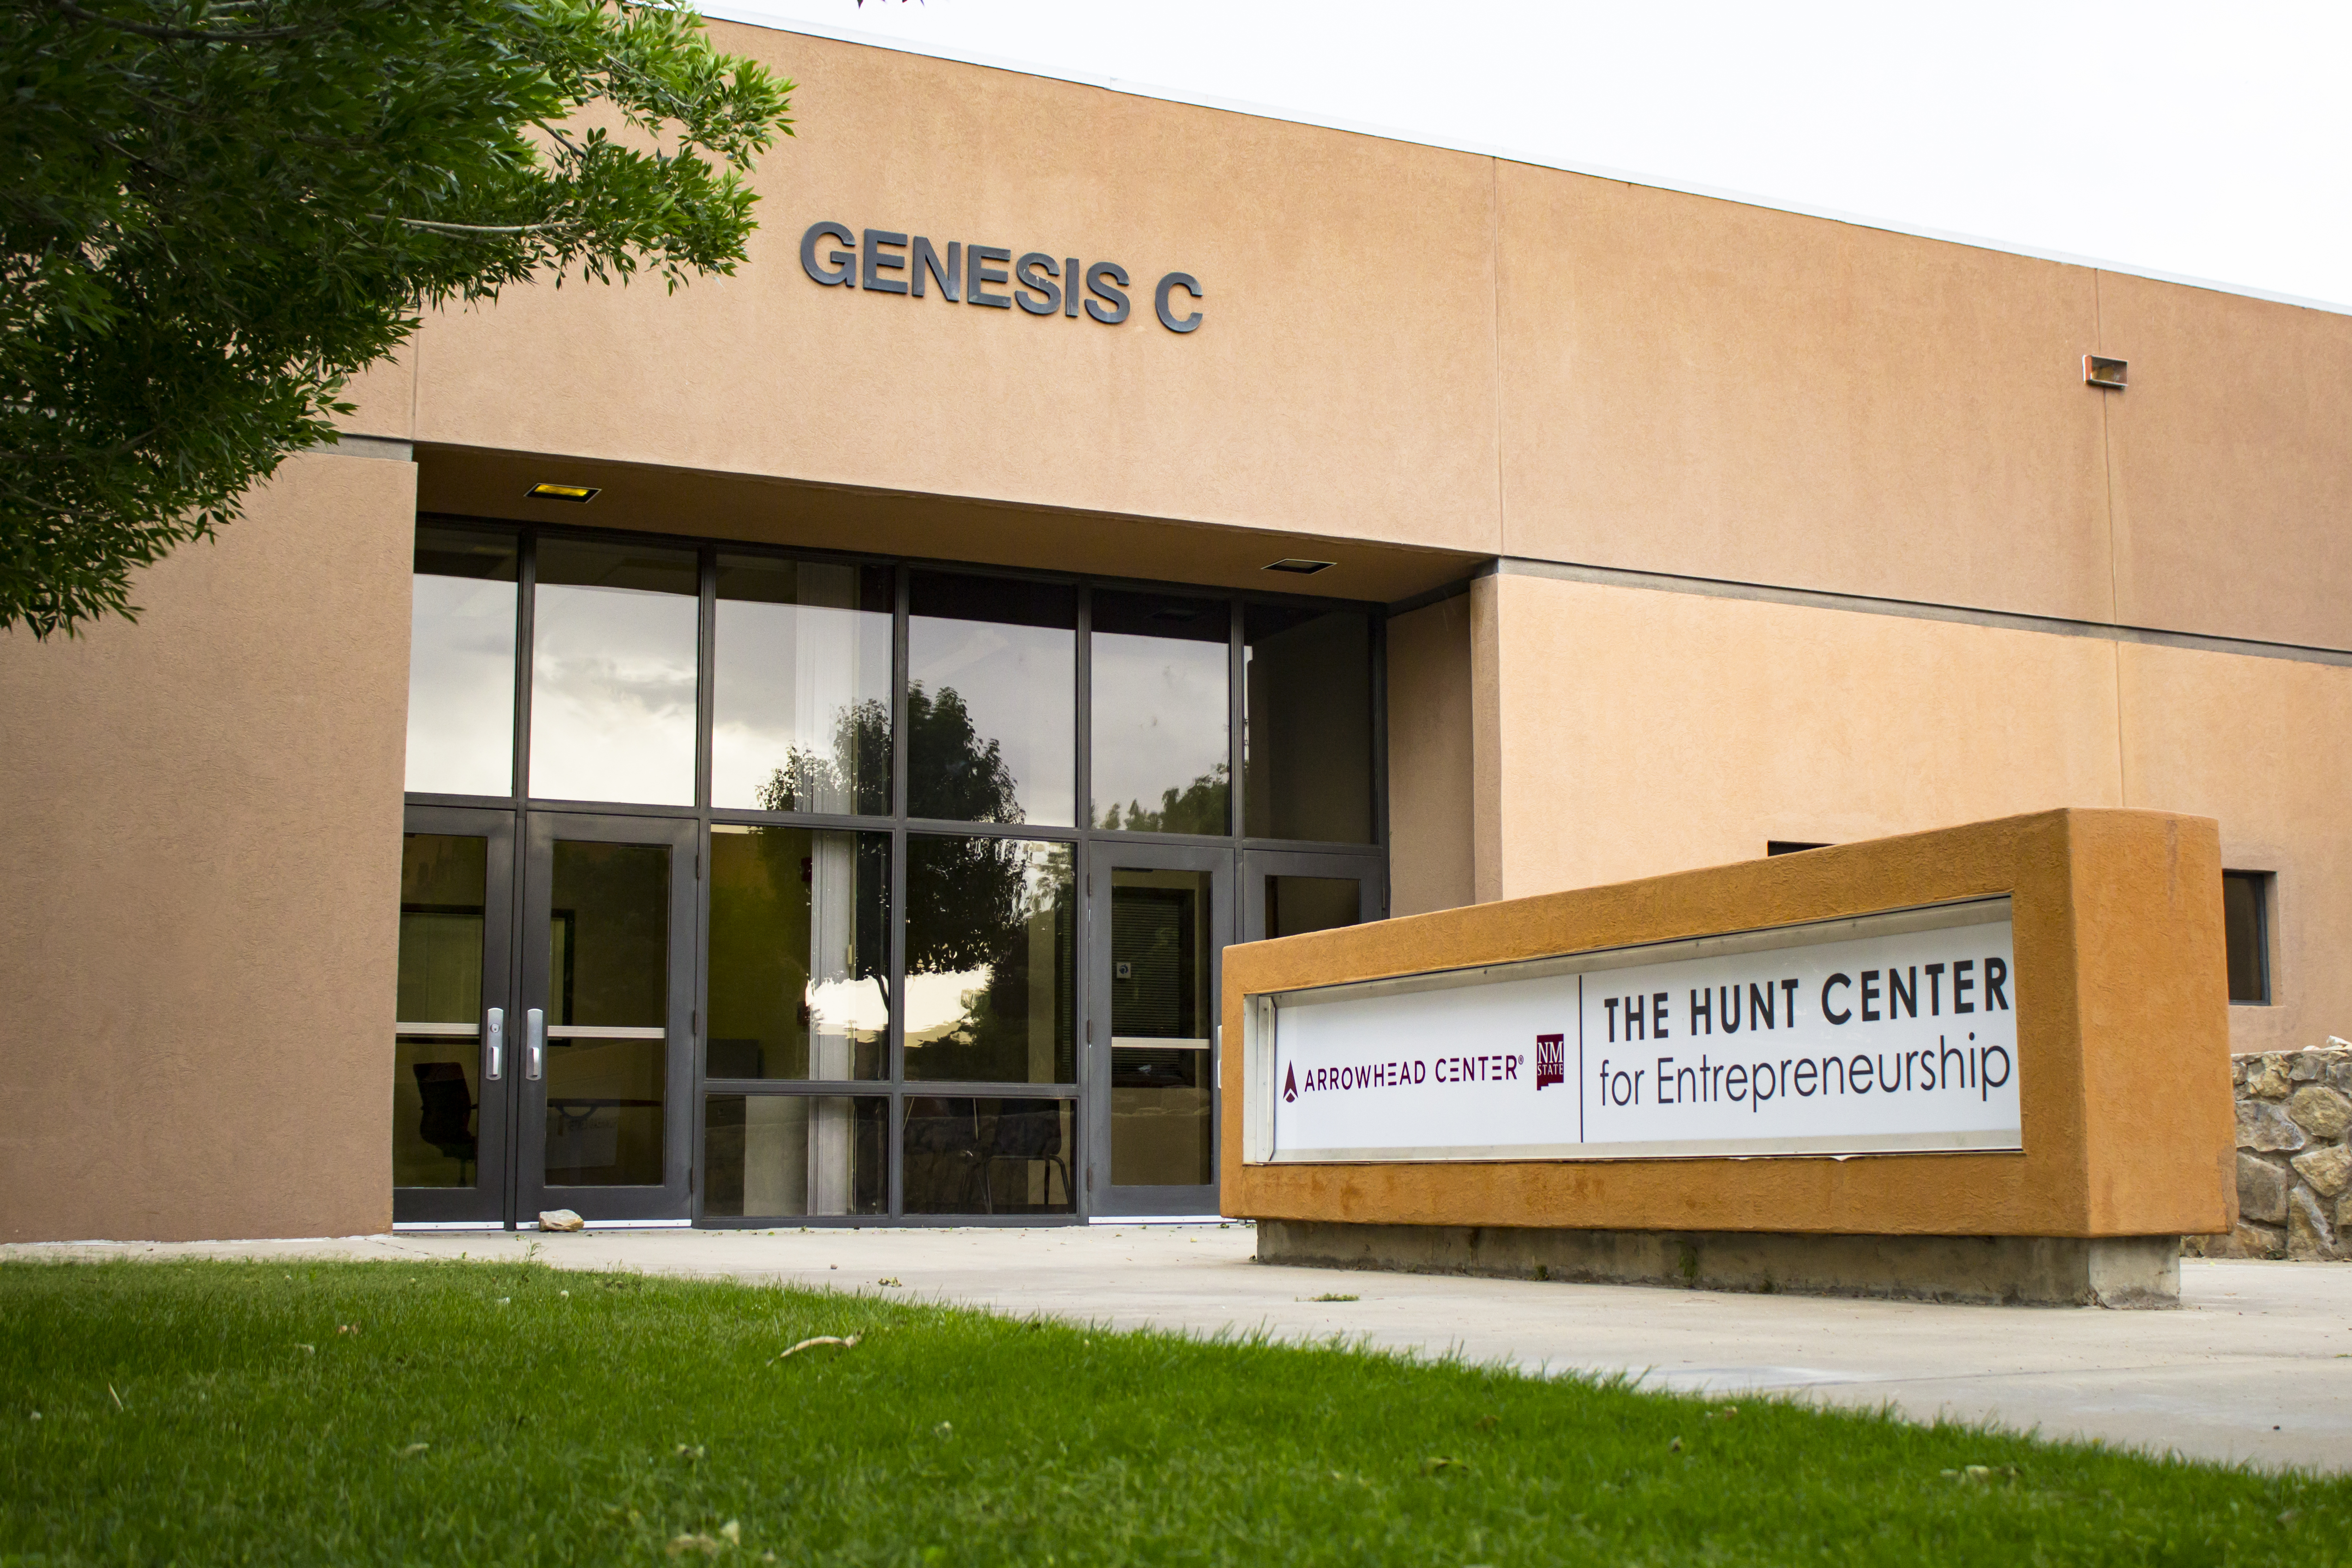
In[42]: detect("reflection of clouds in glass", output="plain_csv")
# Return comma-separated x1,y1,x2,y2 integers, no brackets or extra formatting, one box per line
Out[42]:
902,969,991,1043
809,975,889,1037
530,583,697,805
910,617,1074,825
711,598,888,811
1091,632,1228,824
407,574,516,795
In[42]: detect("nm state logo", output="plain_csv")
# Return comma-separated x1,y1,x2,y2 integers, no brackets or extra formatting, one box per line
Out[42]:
1283,1064,1297,1102
1535,1033,1565,1090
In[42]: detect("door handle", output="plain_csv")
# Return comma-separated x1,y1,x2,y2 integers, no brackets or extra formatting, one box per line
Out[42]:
484,1008,505,1081
525,1007,545,1081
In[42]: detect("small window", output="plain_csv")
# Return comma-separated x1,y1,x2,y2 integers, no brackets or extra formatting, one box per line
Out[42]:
1767,841,1830,857
2223,871,2272,1004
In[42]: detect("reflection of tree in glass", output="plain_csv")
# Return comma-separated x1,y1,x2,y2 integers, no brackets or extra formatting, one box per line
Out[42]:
906,837,1074,1082
757,687,1024,825
753,685,1067,1080
1099,763,1229,835
757,697,890,818
726,822,892,1040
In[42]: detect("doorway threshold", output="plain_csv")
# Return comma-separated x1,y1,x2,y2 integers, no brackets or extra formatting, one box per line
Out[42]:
1088,1215,1236,1226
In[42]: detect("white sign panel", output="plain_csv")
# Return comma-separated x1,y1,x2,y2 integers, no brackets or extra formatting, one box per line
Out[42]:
1249,899,2019,1163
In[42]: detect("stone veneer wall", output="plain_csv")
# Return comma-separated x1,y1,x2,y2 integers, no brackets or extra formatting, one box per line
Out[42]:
2185,1045,2352,1261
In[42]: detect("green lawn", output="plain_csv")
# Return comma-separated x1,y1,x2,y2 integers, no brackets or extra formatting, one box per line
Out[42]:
0,1259,2340,1565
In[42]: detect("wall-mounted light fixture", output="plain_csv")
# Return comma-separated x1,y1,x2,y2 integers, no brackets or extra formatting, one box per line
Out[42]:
526,481,600,502
2084,355,2128,390
1262,558,1335,576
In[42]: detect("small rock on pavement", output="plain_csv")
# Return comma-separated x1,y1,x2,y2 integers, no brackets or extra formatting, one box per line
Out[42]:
538,1209,585,1232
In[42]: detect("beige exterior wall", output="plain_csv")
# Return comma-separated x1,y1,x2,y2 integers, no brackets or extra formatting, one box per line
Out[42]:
344,22,2352,661
0,454,414,1242
2116,642,2352,1053
1476,574,2352,1046
1383,595,1475,916
1482,573,2127,898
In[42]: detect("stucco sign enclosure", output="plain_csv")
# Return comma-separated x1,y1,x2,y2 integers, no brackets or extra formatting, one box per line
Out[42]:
1245,900,2019,1164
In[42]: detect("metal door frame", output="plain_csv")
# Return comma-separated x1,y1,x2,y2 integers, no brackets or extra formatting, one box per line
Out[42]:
1086,841,1233,1218
393,804,517,1227
516,810,700,1224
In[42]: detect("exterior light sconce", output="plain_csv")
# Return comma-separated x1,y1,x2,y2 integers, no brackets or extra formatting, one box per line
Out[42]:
1262,559,1335,576
526,481,600,502
2084,355,2128,390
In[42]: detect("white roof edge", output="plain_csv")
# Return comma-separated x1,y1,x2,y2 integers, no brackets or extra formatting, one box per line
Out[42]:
703,6,2352,320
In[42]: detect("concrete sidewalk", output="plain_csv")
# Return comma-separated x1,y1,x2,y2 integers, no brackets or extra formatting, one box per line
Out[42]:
10,1225,2349,1472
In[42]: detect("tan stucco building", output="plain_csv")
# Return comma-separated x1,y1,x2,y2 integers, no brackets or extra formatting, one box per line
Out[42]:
4,21,2346,1242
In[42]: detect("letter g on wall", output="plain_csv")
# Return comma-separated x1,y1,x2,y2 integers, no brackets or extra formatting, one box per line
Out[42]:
801,222,855,286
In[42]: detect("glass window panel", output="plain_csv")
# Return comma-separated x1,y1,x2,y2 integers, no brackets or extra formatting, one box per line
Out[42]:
546,841,669,1186
406,526,517,796
902,1097,1076,1215
2224,871,2269,1004
1244,605,1374,843
1265,875,1362,938
903,835,1075,1083
703,1095,886,1217
907,574,1075,826
1092,592,1230,834
395,833,488,1189
1110,869,1212,1187
530,540,699,805
712,558,893,815
707,826,889,1081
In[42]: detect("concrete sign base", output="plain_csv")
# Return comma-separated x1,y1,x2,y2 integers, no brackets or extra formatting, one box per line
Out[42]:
1256,1218,2183,1308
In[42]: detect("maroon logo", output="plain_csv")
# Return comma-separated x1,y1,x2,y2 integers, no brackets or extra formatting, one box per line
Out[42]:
1535,1033,1565,1090
1282,1063,1298,1102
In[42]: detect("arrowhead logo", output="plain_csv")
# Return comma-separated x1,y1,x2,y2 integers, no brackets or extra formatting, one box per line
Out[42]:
1282,1064,1298,1102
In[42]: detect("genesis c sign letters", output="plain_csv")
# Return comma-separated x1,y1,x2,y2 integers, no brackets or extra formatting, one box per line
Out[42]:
801,221,1204,333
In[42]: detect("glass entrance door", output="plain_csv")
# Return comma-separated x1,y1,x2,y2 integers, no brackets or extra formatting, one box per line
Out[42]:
1087,845,1231,1217
516,813,697,1224
393,806,515,1226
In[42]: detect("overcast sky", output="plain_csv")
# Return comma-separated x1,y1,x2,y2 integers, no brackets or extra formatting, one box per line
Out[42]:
705,0,2352,311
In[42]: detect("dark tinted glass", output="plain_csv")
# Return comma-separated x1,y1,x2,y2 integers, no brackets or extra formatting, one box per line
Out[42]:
707,826,889,1080
902,1098,1076,1214
712,558,893,814
703,1095,887,1217
908,574,1075,825
1092,592,1230,834
1244,605,1373,842
903,835,1075,1083
545,840,669,1186
2224,871,2269,1003
1110,869,1212,1187
1265,875,1361,938
395,834,488,1189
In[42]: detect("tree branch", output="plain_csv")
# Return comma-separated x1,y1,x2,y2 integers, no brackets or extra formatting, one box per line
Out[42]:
49,0,318,43
389,217,565,236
